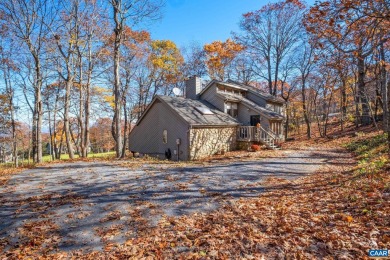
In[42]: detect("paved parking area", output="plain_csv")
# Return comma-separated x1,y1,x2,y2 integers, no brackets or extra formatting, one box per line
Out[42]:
0,149,329,253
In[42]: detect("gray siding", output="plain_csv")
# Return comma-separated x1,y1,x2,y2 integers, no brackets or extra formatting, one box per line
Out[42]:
237,103,270,129
200,84,225,112
262,117,270,130
237,103,258,126
246,92,266,107
129,100,190,160
129,101,161,154
158,102,189,160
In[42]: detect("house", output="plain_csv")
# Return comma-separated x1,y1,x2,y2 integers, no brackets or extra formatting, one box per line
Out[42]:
129,76,285,160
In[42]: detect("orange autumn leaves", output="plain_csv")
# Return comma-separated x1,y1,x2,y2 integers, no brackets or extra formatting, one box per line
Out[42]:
150,40,184,84
304,0,389,53
204,39,244,80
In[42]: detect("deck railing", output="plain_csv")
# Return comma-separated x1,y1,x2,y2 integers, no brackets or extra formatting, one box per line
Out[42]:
237,126,283,149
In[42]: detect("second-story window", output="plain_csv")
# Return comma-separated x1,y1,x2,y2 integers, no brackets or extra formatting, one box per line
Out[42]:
225,102,238,117
274,105,280,114
266,103,282,114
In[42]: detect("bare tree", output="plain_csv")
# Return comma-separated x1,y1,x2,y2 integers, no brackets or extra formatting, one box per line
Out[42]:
108,0,163,158
182,42,207,78
236,1,305,96
296,41,316,139
0,40,18,166
74,1,107,158
0,0,56,163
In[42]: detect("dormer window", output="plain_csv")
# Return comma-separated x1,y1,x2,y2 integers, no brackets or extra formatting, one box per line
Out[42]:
225,102,238,117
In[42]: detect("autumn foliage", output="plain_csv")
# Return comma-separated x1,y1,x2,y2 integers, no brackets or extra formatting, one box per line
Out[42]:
204,39,244,80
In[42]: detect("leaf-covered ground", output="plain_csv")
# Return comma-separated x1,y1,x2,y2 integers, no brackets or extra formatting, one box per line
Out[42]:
77,145,389,259
1,130,389,259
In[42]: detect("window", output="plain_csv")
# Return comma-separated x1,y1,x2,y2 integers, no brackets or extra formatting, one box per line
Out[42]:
266,103,282,114
274,105,281,114
163,130,167,144
225,102,238,117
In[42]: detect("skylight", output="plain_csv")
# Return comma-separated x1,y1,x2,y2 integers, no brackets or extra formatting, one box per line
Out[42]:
194,106,214,115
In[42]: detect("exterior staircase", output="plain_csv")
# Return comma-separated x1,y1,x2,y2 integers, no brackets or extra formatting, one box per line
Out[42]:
237,126,283,150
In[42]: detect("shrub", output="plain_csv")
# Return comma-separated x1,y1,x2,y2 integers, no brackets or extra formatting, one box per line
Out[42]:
251,144,261,151
345,133,389,178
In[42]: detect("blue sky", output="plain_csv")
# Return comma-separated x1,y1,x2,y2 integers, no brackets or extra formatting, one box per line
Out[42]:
149,0,316,48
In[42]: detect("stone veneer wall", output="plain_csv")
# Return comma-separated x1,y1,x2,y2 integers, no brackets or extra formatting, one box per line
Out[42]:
189,127,237,160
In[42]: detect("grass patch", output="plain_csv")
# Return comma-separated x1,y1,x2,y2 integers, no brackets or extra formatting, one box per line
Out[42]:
345,133,388,159
0,151,116,167
344,133,389,176
43,151,116,162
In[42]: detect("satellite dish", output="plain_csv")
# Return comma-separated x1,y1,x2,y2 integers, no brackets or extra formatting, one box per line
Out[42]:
173,87,182,96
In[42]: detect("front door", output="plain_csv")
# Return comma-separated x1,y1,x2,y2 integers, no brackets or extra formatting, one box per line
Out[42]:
250,115,260,126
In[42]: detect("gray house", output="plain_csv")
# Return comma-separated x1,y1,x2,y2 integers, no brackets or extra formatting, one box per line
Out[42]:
129,76,285,160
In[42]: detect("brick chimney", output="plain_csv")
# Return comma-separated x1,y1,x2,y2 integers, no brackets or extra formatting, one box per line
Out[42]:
185,76,201,99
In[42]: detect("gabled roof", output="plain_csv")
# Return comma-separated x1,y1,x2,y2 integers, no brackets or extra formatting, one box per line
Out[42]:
226,80,285,104
137,95,240,127
159,96,239,126
216,92,284,120
199,79,285,104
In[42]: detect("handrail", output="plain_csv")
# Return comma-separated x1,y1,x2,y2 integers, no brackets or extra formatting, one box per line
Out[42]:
267,128,278,138
258,126,276,139
237,125,282,149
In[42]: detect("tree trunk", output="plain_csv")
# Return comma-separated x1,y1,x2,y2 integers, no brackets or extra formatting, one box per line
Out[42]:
2,63,18,167
83,71,91,157
301,79,311,139
32,100,37,162
284,104,289,140
57,127,65,160
121,96,128,158
79,71,85,157
113,39,122,158
113,4,123,158
314,92,324,138
340,78,347,131
354,95,360,128
36,87,43,163
48,106,54,161
82,40,93,158
324,90,334,137
10,94,17,167
387,80,390,156
267,54,272,95
53,90,59,160
376,44,390,152
83,78,91,157
357,54,370,125
273,53,279,96
64,77,75,159
30,52,43,163
380,42,388,132
28,140,31,165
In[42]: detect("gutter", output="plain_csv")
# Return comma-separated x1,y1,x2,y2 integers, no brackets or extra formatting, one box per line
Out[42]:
190,123,240,128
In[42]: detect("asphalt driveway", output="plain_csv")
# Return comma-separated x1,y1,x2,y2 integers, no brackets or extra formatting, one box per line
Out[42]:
0,149,336,253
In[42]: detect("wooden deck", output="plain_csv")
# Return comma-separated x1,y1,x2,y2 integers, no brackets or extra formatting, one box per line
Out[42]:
237,126,283,149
